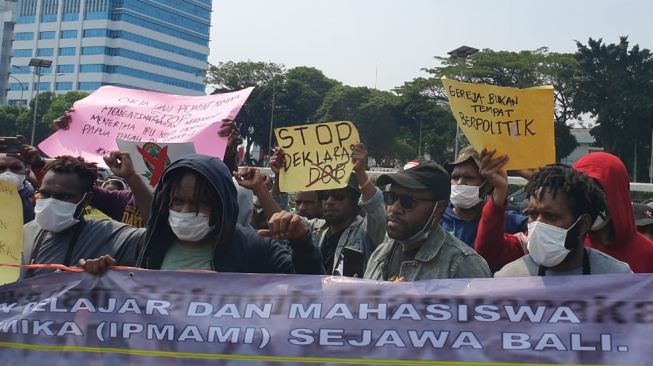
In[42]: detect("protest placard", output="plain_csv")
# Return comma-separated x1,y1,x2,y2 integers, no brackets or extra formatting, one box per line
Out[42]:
116,140,196,187
0,271,650,365
39,86,253,165
274,121,359,192
0,181,23,284
442,77,555,170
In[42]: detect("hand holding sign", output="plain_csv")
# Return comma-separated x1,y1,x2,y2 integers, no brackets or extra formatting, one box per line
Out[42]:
442,78,555,169
274,121,360,192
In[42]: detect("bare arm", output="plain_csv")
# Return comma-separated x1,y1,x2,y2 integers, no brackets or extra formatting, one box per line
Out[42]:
234,167,282,222
104,151,153,224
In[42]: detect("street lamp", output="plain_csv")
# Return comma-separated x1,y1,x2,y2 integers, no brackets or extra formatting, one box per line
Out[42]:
448,46,479,158
5,74,25,105
29,58,52,145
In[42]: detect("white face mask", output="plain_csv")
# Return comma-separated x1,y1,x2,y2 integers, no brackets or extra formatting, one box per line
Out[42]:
168,210,215,242
35,196,85,233
450,184,483,209
0,171,26,190
527,217,581,267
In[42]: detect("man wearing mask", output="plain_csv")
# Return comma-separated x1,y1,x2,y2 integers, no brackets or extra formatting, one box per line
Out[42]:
364,161,491,281
441,147,527,248
82,153,324,275
0,154,36,223
22,156,147,278
476,151,631,276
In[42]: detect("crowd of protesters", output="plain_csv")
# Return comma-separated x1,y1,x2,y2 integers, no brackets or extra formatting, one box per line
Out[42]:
3,114,653,283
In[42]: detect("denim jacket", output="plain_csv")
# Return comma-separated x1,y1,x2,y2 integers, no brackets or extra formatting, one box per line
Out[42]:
304,187,386,275
364,225,491,281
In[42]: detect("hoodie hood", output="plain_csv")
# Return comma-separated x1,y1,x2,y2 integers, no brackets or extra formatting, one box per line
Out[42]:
138,154,238,269
574,152,634,246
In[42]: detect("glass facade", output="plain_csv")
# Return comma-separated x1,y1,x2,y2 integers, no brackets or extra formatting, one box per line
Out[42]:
11,0,210,96
14,32,34,40
59,47,76,56
60,30,78,38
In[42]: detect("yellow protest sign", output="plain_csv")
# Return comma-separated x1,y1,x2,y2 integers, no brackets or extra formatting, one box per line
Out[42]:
275,121,360,192
442,77,555,169
0,180,24,284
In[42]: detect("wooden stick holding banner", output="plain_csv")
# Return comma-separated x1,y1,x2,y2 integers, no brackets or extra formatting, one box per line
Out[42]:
274,121,360,192
442,77,555,169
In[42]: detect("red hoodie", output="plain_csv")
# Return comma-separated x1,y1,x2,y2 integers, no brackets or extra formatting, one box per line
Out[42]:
574,152,653,273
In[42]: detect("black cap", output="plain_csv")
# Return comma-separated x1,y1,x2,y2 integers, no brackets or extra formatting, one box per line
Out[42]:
377,160,450,200
633,202,653,227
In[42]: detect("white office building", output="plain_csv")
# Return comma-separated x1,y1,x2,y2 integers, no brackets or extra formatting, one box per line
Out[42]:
7,0,211,106
0,0,17,105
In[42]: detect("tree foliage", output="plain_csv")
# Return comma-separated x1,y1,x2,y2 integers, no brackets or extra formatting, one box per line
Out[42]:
573,37,653,180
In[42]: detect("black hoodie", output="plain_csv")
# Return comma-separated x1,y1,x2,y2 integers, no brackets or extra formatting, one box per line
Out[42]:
137,154,323,274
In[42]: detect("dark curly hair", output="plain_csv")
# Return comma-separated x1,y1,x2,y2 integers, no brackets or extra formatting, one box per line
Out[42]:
43,156,98,193
525,164,606,221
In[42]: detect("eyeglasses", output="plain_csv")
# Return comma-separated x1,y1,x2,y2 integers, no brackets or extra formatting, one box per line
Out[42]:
383,191,435,210
318,189,348,201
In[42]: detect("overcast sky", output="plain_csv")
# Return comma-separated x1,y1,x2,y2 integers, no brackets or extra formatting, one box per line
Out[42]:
209,0,653,91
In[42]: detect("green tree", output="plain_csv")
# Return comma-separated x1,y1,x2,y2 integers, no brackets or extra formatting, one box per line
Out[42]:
0,105,28,136
15,91,56,145
42,91,89,126
314,85,402,164
207,60,286,164
573,37,653,180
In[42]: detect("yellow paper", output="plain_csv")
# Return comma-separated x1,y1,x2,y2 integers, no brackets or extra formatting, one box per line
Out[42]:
0,180,24,284
442,77,556,169
275,121,360,192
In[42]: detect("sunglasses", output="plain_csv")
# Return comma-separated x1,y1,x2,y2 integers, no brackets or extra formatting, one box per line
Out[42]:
383,191,435,210
318,189,349,201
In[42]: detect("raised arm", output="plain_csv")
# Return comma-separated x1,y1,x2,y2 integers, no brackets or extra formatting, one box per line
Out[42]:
475,149,526,269
104,151,152,224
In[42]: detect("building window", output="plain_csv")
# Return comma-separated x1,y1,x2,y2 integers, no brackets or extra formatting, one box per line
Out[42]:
59,47,76,56
11,65,30,74
36,48,54,57
39,31,55,40
78,82,102,90
14,32,34,41
81,46,104,55
33,82,50,90
60,30,78,39
9,83,28,91
56,82,73,91
80,64,103,73
57,64,74,73
13,49,33,57
82,29,107,37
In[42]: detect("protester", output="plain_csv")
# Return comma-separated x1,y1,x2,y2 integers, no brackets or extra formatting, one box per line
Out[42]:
441,146,527,248
475,151,631,277
81,153,324,275
23,155,147,278
294,191,322,219
298,143,386,277
101,176,128,191
0,154,36,223
364,160,491,281
573,152,653,272
633,202,653,242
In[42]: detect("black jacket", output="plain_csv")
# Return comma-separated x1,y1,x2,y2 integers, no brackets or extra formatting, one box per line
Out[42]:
137,154,323,274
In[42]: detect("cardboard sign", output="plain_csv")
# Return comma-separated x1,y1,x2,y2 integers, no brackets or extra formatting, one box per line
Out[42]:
116,140,196,187
442,78,555,169
0,181,23,284
39,86,253,165
275,121,359,192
